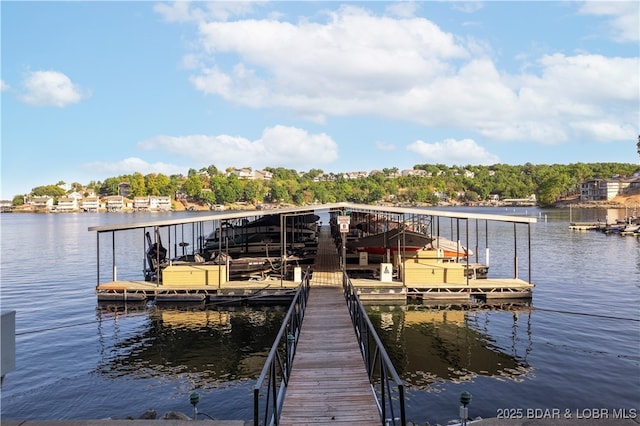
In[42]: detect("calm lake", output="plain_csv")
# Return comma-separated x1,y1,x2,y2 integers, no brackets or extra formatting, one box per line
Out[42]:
1,207,638,424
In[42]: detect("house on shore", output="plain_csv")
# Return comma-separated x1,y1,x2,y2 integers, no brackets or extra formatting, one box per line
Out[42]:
56,197,79,212
81,197,100,212
580,178,636,201
104,196,126,212
30,196,54,211
133,196,172,211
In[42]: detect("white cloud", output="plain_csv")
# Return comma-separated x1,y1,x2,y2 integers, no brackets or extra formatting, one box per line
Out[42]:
496,53,639,143
165,4,638,146
20,70,87,107
0,80,9,91
375,141,396,151
451,2,485,14
190,5,468,115
385,2,420,18
579,1,640,43
138,125,339,170
81,157,186,176
407,138,499,165
154,1,260,23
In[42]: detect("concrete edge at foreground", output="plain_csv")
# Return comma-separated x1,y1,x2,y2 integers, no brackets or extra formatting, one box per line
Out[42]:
468,417,640,426
3,417,639,426
0,421,249,426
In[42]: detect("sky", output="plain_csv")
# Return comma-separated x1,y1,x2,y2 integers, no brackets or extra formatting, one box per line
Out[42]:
1,1,639,199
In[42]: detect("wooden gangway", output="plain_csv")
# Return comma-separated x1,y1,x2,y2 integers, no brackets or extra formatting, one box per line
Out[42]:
278,227,380,425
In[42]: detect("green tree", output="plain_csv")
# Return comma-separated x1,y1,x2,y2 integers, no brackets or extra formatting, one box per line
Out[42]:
201,190,217,205
242,179,267,204
12,194,25,205
207,164,220,177
145,173,172,196
182,174,203,198
268,180,290,203
31,185,66,197
534,167,571,206
464,190,480,202
99,177,121,196
266,167,299,181
303,169,324,180
382,167,398,176
129,172,146,197
222,174,242,203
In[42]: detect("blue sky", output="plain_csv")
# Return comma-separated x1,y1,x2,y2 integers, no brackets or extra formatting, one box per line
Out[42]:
2,1,639,199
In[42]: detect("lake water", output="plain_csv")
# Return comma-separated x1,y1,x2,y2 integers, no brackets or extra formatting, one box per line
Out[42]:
1,208,638,424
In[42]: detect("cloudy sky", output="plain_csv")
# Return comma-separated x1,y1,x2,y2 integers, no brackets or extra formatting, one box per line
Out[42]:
2,1,638,198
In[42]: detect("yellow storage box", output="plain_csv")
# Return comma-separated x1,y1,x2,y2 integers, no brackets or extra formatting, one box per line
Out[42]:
400,259,466,285
162,265,227,286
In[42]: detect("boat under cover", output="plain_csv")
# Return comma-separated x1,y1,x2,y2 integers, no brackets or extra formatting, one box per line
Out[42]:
346,228,434,255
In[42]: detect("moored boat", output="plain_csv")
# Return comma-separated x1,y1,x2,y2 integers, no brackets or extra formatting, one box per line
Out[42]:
346,228,434,255
203,213,318,255
346,228,472,258
425,236,473,258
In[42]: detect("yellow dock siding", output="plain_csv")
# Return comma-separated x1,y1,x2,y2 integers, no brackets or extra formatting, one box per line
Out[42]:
400,259,467,285
161,264,227,286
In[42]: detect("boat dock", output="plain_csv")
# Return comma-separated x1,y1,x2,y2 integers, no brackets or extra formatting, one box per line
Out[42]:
90,202,536,304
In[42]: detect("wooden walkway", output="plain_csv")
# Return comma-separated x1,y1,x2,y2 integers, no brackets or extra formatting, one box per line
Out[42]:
278,228,380,425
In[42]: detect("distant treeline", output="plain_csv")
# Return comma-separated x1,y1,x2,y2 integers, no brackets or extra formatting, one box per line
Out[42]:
21,162,640,208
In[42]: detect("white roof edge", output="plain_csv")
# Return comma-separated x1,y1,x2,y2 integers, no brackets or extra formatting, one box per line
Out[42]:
88,202,536,232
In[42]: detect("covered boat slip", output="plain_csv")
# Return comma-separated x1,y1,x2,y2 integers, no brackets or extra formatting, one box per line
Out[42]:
89,202,536,303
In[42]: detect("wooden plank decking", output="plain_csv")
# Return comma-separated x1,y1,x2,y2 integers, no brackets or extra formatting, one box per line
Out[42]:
278,227,380,425
278,286,380,425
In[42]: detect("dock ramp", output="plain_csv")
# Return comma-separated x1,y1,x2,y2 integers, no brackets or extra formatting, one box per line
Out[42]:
278,285,380,425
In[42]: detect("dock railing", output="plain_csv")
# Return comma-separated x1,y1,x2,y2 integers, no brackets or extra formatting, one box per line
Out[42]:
343,272,406,426
253,267,311,426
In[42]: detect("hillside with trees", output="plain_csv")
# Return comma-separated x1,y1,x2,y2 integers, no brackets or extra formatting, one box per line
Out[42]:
11,162,640,209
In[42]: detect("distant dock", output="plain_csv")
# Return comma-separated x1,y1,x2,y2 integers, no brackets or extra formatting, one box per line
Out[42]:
568,222,604,231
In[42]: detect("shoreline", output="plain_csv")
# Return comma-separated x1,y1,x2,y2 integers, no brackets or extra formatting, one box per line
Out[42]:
3,195,640,214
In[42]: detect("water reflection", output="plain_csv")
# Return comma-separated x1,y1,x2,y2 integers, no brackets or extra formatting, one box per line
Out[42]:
95,302,286,386
366,302,533,391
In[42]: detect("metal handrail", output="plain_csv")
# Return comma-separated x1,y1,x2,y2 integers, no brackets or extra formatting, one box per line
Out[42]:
253,267,311,426
343,272,406,426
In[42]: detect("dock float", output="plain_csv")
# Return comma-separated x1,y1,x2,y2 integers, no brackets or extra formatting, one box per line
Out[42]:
568,222,603,231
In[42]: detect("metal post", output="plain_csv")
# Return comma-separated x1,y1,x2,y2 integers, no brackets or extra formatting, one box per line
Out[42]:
167,226,171,264
485,220,490,267
112,231,116,281
475,218,479,264
96,232,100,287
528,223,532,284
341,231,346,274
456,218,460,262
152,227,158,285
281,214,285,288
465,218,470,286
513,222,518,279
218,220,222,288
